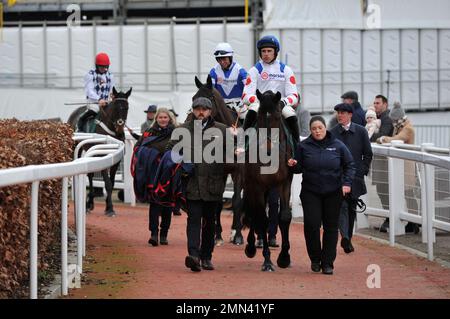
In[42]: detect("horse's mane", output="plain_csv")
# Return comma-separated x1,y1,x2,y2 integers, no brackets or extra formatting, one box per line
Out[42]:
210,88,235,126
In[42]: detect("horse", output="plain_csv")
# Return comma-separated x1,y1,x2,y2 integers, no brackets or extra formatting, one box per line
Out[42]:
68,87,132,217
191,74,245,245
242,89,293,271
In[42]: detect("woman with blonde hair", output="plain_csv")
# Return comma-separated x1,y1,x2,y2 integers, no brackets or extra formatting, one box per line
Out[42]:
134,107,178,246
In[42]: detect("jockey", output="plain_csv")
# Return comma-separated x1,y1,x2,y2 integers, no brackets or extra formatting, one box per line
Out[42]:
209,42,247,120
77,52,115,131
240,35,300,143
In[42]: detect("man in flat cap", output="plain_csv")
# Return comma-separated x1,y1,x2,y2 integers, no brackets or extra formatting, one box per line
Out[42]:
141,104,158,132
330,103,372,254
341,91,366,127
166,96,230,272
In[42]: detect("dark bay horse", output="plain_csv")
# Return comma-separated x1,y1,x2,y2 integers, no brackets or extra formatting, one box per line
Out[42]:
69,87,132,217
191,75,245,244
242,90,293,271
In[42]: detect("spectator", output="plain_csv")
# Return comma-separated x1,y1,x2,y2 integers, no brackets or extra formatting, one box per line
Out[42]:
370,94,394,233
330,103,373,253
341,91,366,127
365,107,380,139
288,116,355,275
377,102,420,234
142,105,157,133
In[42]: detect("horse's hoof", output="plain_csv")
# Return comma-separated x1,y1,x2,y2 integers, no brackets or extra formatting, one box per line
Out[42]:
261,263,275,272
245,244,257,258
86,202,94,211
105,210,116,217
277,252,291,269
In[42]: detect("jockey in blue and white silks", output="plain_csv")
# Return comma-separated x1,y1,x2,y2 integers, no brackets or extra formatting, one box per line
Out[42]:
240,35,300,143
209,43,247,117
84,52,115,113
78,52,115,132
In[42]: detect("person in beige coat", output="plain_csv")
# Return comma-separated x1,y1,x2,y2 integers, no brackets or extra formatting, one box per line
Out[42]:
377,102,420,234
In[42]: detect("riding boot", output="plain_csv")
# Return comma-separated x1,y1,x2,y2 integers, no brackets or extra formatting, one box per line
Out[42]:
243,109,258,131
285,116,300,145
78,109,97,132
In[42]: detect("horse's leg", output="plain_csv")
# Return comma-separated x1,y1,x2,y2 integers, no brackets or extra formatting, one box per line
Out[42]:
86,173,95,212
109,162,119,190
277,180,292,268
245,226,257,258
231,172,244,245
102,168,115,217
261,192,274,272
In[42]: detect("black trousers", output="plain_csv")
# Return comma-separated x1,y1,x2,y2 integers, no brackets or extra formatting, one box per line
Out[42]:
339,198,357,240
149,203,172,237
300,189,343,268
187,200,219,260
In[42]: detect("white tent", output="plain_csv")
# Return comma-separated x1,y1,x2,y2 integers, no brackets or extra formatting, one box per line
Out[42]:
264,0,450,29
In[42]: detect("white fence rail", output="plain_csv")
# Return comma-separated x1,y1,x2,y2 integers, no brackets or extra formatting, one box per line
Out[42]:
0,133,124,299
359,141,450,261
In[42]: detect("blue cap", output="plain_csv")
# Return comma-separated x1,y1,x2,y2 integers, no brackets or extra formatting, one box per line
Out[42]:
334,103,353,113
144,105,157,113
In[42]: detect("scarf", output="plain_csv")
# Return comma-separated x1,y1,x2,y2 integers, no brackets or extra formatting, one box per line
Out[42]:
393,116,408,134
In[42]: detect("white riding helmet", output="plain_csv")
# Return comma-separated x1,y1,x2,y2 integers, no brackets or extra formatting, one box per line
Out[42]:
213,42,233,58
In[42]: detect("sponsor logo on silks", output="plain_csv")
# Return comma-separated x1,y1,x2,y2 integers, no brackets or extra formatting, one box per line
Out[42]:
261,71,269,80
326,147,337,151
219,78,237,84
217,77,224,84
260,71,285,81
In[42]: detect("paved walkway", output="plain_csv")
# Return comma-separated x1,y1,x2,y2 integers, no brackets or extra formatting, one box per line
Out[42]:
64,202,450,299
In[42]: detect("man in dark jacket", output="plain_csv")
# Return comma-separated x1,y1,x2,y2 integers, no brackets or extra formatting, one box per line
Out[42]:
341,91,366,127
330,103,373,253
167,97,230,272
370,94,394,232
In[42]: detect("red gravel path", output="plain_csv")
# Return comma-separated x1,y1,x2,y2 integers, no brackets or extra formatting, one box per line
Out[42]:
64,202,450,299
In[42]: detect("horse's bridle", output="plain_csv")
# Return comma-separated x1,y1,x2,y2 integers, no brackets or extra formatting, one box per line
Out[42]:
97,97,129,136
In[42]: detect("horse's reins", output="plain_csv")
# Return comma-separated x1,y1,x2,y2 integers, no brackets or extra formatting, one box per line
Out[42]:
97,97,130,136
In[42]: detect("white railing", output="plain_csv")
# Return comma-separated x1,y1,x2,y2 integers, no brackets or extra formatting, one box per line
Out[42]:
0,133,124,299
358,141,450,261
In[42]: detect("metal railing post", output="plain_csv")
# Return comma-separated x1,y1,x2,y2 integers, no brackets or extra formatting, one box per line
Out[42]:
420,143,436,244
75,174,83,273
61,177,68,295
424,163,436,261
123,136,136,205
30,181,40,299
388,142,406,245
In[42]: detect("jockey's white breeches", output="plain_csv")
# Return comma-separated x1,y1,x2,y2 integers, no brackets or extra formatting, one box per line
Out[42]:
245,101,296,119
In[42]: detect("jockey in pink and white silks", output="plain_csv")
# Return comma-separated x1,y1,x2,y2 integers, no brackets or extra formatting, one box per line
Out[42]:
240,35,300,143
209,42,247,117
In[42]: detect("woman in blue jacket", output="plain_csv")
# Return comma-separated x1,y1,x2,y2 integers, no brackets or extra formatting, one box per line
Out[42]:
288,116,355,275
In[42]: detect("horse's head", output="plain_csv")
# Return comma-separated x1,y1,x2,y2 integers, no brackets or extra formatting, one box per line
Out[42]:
193,74,217,115
107,87,132,135
256,89,282,116
192,75,235,126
